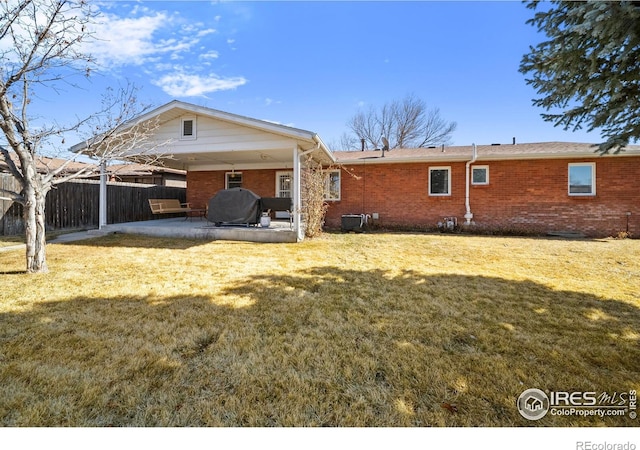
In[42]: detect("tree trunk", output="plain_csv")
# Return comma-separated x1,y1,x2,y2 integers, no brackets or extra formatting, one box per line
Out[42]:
24,186,48,274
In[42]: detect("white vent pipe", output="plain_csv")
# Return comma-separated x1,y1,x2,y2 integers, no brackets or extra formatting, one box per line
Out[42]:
464,143,478,225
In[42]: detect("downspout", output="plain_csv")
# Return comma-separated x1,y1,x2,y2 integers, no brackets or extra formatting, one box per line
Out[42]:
464,143,477,225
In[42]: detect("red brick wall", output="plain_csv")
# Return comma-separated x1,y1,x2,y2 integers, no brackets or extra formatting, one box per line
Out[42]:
326,157,640,237
186,169,282,209
326,162,467,228
186,158,640,237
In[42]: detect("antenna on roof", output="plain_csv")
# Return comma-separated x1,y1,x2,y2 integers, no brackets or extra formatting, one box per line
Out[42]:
381,136,389,158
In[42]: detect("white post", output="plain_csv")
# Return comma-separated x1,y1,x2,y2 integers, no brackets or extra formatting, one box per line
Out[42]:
99,159,107,230
292,146,302,240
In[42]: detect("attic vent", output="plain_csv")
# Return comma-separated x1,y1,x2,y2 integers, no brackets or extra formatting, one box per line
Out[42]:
181,117,196,139
183,120,193,136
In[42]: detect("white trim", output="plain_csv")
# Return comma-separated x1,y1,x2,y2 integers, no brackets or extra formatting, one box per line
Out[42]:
325,169,341,201
429,166,451,196
225,172,243,189
568,162,596,196
180,117,196,140
293,147,302,241
471,165,489,185
276,170,293,198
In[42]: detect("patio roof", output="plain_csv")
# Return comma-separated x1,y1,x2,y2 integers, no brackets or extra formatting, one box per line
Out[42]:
70,100,335,171
68,100,334,241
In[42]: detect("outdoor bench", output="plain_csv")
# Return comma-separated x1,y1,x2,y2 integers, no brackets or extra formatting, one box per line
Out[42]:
148,199,192,215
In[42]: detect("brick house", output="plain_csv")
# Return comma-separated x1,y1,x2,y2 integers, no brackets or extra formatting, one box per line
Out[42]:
73,101,640,239
329,143,640,237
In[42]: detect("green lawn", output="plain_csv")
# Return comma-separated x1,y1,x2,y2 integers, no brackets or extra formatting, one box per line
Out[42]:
0,232,638,426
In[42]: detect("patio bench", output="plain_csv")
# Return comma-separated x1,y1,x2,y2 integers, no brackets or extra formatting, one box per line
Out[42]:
148,199,192,215
260,197,293,228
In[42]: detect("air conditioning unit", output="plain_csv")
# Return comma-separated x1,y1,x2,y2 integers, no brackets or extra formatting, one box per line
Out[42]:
341,214,368,232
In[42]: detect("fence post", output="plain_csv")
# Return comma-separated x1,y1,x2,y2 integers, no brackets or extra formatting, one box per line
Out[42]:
99,160,107,229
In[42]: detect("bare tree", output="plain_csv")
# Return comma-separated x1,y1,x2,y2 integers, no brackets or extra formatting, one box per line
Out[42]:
344,94,457,150
75,85,170,165
0,1,167,273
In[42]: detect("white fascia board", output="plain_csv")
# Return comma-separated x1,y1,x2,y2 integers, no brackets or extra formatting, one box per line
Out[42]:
188,162,293,171
311,134,336,164
337,149,640,165
337,155,471,165
474,151,640,161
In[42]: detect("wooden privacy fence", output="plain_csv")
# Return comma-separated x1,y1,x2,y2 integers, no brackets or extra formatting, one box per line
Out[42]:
0,174,186,236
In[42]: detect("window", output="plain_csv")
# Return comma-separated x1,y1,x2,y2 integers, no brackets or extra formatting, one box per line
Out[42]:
226,172,243,189
568,163,595,196
181,117,196,140
276,171,293,198
471,165,489,185
429,167,451,196
325,170,341,201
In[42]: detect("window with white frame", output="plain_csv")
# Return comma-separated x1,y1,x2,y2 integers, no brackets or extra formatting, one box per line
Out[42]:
568,163,595,196
429,167,451,196
181,117,196,140
325,170,341,201
276,171,293,198
471,165,489,185
226,172,243,189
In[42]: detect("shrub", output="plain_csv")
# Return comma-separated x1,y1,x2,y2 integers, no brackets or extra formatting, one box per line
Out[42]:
301,159,330,238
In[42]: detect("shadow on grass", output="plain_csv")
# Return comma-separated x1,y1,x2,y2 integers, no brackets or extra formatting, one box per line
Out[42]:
66,232,211,250
1,268,638,427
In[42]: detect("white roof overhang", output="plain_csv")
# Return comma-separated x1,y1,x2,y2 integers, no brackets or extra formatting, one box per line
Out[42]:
70,100,335,171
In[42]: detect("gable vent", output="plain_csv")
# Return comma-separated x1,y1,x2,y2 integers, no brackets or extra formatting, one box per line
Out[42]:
183,120,193,136
181,117,196,140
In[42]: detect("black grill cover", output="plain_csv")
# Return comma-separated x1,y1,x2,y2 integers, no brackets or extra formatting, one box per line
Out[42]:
207,188,261,225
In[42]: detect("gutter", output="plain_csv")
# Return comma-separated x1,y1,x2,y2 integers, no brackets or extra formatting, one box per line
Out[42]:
464,143,478,225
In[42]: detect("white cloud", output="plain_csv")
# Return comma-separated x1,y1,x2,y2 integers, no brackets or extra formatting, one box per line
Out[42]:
263,98,282,107
200,50,220,60
85,6,248,98
87,12,211,67
153,73,247,97
196,28,217,38
86,13,171,66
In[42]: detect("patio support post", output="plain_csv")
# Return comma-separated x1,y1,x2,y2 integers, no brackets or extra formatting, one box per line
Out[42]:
99,159,107,230
293,145,302,240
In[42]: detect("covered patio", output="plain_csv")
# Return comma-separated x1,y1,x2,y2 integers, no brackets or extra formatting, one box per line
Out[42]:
71,100,335,243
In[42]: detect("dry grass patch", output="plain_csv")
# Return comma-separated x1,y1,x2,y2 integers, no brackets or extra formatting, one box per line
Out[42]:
0,233,638,426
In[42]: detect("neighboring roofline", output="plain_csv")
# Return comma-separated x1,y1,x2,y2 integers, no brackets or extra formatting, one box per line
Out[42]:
335,143,640,165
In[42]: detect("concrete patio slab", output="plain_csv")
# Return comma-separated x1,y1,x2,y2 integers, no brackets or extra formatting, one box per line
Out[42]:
99,217,298,243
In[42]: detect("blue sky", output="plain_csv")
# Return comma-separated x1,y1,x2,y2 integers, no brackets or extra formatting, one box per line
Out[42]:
33,1,603,153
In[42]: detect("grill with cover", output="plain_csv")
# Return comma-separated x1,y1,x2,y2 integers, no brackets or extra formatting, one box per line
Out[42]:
207,188,261,226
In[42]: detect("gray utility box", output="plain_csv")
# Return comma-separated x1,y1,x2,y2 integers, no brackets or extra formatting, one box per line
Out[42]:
341,214,366,232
